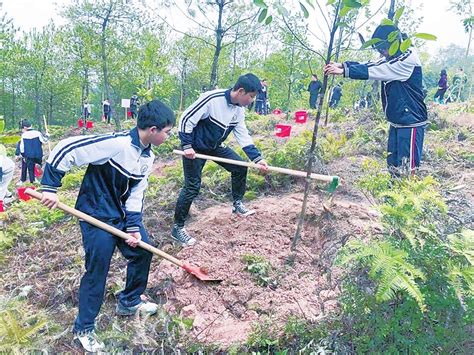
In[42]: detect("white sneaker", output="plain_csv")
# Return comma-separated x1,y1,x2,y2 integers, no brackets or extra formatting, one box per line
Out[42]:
116,301,158,316
74,330,105,352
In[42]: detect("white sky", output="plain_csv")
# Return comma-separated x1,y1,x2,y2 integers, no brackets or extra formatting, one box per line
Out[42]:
1,0,471,56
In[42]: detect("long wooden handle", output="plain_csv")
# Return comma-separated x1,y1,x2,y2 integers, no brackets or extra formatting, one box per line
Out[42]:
42,115,52,154
25,188,184,267
173,149,337,183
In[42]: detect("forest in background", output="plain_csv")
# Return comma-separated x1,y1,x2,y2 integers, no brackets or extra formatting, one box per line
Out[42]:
0,0,472,131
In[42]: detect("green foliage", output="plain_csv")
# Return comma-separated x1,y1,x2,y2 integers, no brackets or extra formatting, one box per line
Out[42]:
0,300,48,349
318,132,347,162
242,254,273,287
152,133,180,159
247,318,279,349
356,158,392,197
0,135,20,145
61,167,86,190
379,176,447,247
339,240,426,311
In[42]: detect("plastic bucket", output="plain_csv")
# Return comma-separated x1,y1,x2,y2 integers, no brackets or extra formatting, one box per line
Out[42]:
86,121,94,129
78,119,84,128
275,124,292,137
17,186,35,201
294,110,308,123
272,108,282,115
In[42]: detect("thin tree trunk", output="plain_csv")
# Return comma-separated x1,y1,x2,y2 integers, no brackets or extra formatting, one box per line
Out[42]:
210,0,224,87
287,40,295,109
324,25,344,125
466,24,472,57
292,0,342,250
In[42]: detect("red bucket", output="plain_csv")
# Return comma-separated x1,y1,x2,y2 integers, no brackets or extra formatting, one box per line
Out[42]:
294,110,308,123
272,108,282,114
78,119,84,128
86,121,94,129
0,200,4,212
275,124,292,137
34,165,43,178
17,186,35,201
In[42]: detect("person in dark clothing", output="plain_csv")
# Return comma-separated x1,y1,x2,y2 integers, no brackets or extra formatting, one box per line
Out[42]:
18,120,48,184
329,83,343,108
255,79,268,114
324,24,428,176
307,74,322,109
39,100,176,352
433,69,448,104
171,73,269,246
103,98,111,124
83,100,91,119
130,93,140,119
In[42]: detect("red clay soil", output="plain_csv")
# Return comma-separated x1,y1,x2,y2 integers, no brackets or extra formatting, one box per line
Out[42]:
149,191,381,348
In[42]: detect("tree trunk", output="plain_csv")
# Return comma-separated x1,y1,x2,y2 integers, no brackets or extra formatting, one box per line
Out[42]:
466,24,472,57
210,0,225,87
292,0,342,250
286,40,295,109
179,57,188,111
324,25,344,125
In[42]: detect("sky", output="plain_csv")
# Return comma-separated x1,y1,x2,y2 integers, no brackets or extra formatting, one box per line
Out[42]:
1,0,471,56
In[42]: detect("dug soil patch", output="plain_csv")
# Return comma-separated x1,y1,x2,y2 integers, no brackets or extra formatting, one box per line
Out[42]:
150,192,381,348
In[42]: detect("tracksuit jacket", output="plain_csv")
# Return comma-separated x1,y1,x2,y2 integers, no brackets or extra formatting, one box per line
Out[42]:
178,88,263,163
20,129,47,158
342,48,427,127
41,128,153,233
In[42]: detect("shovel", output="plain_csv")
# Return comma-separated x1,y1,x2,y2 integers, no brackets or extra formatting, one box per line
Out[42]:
173,149,340,192
25,188,221,282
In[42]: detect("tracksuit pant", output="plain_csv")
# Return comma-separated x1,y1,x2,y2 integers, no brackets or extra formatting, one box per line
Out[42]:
387,125,425,175
174,145,247,227
73,220,152,334
21,157,42,183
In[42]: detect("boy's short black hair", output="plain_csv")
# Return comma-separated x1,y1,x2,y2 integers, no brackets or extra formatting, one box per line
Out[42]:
233,73,261,93
20,119,32,128
371,24,400,51
137,99,176,130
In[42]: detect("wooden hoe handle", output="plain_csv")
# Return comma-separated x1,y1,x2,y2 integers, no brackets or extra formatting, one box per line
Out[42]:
173,149,339,184
25,188,184,267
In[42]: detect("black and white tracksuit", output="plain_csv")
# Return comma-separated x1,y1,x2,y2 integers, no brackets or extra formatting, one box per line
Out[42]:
41,128,154,333
343,49,427,172
175,89,263,225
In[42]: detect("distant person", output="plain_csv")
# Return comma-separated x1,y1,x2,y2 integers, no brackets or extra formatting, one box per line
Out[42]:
329,82,343,108
18,119,48,184
452,67,467,102
324,24,427,176
171,73,269,246
307,74,322,109
255,79,268,115
0,145,15,211
83,100,91,120
39,100,176,352
102,98,111,124
130,93,140,119
433,69,448,104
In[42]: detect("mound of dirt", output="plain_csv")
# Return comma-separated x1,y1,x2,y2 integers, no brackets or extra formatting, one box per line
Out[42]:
150,192,381,348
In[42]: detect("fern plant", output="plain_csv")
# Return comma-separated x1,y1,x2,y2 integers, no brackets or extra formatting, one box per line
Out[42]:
339,240,426,311
0,306,47,349
379,176,447,248
445,229,474,307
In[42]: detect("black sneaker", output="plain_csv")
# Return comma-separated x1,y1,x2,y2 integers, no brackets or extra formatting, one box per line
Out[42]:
232,200,255,217
171,225,196,246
